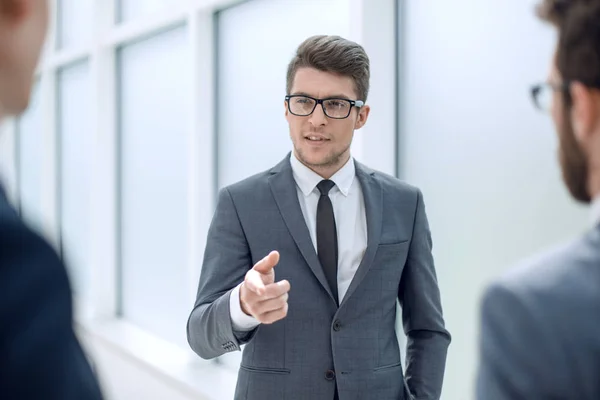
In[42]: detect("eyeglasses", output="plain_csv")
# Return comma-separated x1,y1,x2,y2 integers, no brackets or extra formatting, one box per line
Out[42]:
285,95,364,119
530,82,569,112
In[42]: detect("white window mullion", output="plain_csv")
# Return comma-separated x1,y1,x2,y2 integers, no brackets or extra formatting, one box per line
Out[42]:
190,0,246,12
88,0,119,319
39,71,59,249
44,49,90,73
187,10,216,306
35,0,58,247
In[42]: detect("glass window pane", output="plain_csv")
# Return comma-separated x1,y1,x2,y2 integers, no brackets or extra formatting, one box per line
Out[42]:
58,61,92,299
118,26,191,346
118,0,185,23
217,0,351,189
215,0,350,369
17,82,44,232
57,0,93,49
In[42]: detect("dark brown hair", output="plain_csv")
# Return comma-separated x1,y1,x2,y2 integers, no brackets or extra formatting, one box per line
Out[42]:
286,35,370,101
537,0,600,88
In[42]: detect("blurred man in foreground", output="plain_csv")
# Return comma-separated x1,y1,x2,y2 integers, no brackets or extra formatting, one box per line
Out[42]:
0,0,103,398
477,1,600,398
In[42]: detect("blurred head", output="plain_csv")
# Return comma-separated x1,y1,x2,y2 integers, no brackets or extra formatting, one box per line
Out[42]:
284,35,371,178
537,0,600,203
0,0,49,118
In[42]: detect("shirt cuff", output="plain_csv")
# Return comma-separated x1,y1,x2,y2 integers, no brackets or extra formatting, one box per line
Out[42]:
229,282,260,331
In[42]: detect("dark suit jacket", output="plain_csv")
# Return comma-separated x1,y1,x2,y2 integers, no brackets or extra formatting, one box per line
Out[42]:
0,184,103,399
188,155,451,400
477,224,600,399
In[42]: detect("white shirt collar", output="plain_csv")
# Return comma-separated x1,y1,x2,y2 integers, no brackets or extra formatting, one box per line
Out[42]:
591,195,600,226
289,152,355,197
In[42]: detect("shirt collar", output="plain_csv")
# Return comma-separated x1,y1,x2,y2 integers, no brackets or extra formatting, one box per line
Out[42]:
289,152,355,197
591,195,600,226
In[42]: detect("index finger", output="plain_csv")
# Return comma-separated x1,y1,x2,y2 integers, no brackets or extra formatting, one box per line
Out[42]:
253,251,280,275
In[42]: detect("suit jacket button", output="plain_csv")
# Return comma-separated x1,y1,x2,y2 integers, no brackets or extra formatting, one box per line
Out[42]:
325,370,335,381
333,320,341,331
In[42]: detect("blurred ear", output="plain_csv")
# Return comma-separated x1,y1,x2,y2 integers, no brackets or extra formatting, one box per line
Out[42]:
570,82,600,144
354,105,370,130
0,0,29,23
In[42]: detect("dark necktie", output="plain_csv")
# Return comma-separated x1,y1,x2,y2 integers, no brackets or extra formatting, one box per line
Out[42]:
316,179,339,304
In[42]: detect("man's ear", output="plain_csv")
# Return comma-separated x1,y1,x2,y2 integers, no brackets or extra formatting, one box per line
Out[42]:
0,0,29,22
570,82,600,143
354,105,370,130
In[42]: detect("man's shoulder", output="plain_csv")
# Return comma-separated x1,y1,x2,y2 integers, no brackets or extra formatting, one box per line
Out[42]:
484,230,600,319
221,155,294,199
0,192,72,341
0,195,102,400
224,169,273,194
0,194,64,288
0,193,30,246
357,162,420,197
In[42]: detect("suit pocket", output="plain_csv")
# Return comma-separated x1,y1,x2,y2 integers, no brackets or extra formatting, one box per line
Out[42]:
240,365,291,375
378,240,409,250
369,361,405,399
372,241,410,275
373,361,403,372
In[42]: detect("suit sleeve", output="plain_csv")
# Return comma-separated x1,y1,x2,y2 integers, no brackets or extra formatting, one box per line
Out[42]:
187,187,259,359
399,189,451,400
0,219,104,400
476,281,568,400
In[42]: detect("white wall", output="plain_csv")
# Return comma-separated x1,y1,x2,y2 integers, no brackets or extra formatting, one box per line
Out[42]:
398,1,589,399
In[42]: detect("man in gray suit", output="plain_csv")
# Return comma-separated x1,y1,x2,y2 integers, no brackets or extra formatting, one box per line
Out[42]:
476,1,600,399
187,35,450,400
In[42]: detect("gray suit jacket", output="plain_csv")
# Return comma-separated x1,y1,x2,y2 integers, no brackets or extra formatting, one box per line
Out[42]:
187,155,450,400
477,224,600,399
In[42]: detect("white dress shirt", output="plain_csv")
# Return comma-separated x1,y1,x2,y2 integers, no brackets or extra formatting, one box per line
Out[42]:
229,152,368,331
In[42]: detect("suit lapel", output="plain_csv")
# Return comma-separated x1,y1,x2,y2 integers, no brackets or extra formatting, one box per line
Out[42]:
268,155,337,305
339,161,383,308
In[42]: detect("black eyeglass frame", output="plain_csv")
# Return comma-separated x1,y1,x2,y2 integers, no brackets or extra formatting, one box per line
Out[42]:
284,94,364,119
530,81,571,111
